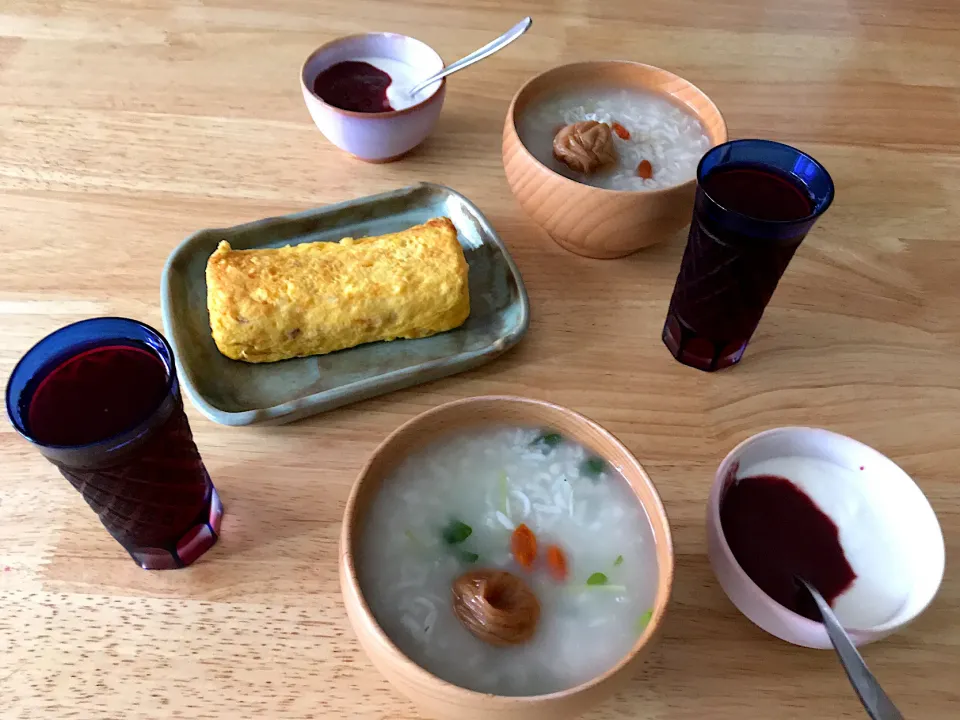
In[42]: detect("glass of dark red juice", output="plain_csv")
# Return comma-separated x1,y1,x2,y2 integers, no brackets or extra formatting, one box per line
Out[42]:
663,139,835,371
5,317,223,569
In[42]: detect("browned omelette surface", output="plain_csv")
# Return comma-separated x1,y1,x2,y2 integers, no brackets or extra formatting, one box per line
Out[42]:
205,217,470,363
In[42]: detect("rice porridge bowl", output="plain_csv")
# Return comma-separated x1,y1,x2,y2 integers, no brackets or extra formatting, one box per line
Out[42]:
518,86,711,191
357,425,659,696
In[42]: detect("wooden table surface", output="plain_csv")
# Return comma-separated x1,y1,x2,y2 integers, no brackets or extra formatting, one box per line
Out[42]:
2,1,958,718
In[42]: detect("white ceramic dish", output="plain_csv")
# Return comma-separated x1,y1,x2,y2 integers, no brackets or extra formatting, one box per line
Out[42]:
301,33,445,162
706,427,944,648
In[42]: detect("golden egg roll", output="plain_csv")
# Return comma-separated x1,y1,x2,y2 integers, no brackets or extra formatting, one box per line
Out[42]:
205,217,470,363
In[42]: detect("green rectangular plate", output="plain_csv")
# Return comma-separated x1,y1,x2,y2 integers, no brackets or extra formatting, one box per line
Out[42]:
160,183,529,426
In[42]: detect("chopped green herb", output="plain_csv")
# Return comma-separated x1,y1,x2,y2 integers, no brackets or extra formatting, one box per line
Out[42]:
586,572,609,586
458,550,480,564
614,555,624,567
636,609,653,633
531,432,562,451
442,520,473,545
582,457,606,477
499,471,509,513
404,530,422,548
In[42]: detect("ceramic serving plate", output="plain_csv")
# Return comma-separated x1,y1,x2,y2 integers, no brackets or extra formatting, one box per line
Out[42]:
160,183,529,426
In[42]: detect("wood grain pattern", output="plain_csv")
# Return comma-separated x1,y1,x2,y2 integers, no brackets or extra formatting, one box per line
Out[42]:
1,1,959,719
502,61,727,258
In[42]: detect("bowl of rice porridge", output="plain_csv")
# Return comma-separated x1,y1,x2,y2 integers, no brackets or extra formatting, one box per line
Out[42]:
340,395,674,720
503,61,726,258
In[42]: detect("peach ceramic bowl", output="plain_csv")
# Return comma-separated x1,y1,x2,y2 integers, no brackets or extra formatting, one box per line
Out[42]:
340,395,674,720
707,427,945,649
301,33,446,162
502,61,727,258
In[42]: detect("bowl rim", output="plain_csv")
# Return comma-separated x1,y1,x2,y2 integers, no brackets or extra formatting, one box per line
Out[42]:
709,426,946,637
300,32,446,119
340,394,675,703
505,60,728,197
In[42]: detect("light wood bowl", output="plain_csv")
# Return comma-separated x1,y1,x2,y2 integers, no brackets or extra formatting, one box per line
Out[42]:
340,395,675,720
502,62,727,259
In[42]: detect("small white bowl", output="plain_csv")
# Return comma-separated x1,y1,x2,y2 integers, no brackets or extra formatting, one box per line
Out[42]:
706,427,944,648
300,33,446,162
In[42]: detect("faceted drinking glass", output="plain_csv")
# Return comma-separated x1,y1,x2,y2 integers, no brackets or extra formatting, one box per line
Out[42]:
663,139,835,371
6,317,222,569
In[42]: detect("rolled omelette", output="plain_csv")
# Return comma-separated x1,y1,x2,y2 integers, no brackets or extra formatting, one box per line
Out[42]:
205,217,470,363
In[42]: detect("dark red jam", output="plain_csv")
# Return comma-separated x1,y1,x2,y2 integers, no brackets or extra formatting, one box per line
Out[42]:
313,60,394,113
720,471,857,621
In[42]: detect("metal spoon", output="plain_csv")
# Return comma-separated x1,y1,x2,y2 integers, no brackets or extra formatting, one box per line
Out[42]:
405,17,532,98
796,578,904,720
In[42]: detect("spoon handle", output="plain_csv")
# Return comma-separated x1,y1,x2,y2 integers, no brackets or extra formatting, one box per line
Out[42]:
407,17,532,96
802,581,904,720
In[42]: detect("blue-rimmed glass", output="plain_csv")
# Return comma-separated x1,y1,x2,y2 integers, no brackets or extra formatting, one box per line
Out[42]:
663,139,835,371
6,318,223,569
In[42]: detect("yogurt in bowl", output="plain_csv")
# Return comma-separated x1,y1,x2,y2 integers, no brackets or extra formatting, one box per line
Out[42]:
311,56,437,113
300,33,445,162
706,427,944,648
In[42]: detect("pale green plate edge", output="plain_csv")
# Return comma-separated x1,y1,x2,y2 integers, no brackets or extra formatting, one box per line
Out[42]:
159,183,529,426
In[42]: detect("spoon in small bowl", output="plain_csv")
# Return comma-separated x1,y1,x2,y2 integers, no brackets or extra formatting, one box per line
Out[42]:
796,578,904,720
403,17,532,99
